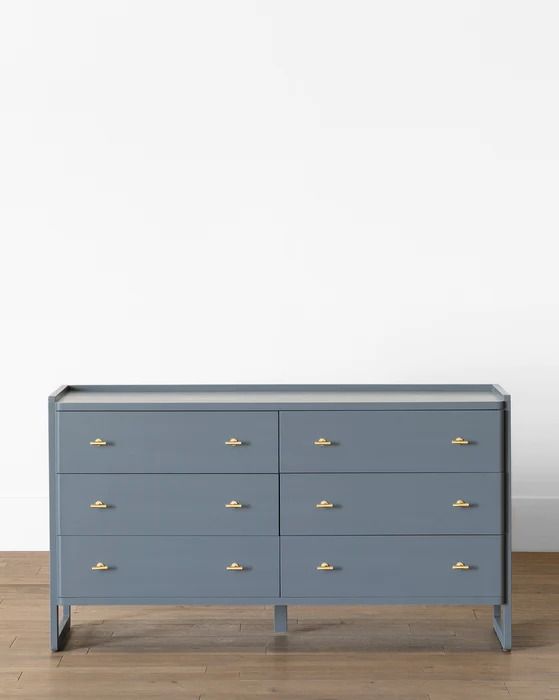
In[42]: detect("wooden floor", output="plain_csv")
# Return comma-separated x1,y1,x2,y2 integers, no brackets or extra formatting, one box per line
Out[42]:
0,553,558,699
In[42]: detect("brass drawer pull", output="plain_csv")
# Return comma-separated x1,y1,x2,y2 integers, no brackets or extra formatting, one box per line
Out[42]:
451,437,470,445
90,500,108,509
89,438,108,447
452,561,470,571
313,438,332,446
316,500,334,509
226,562,244,571
452,499,471,508
316,562,334,571
91,562,109,571
225,437,243,447
225,500,243,508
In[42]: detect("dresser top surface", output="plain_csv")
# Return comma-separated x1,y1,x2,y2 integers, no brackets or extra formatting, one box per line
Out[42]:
52,385,507,411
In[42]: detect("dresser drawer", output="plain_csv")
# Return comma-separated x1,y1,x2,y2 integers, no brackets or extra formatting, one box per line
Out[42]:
58,412,278,473
281,535,503,598
280,410,503,472
59,474,278,535
281,473,502,535
59,536,279,597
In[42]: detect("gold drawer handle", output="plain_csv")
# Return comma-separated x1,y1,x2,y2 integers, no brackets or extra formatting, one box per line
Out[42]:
316,562,334,571
452,561,470,571
89,438,108,447
316,500,334,509
90,500,108,509
225,437,243,447
452,499,471,508
226,562,244,571
313,438,332,447
91,562,109,571
451,437,470,445
225,500,243,508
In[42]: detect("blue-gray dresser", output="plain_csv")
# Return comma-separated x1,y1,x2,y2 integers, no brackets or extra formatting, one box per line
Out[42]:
49,385,512,651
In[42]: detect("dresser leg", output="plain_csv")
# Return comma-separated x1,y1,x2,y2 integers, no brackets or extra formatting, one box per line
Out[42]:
492,604,512,651
274,605,288,633
51,604,71,651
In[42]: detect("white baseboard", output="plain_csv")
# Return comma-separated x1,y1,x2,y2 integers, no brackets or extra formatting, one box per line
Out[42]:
0,496,558,551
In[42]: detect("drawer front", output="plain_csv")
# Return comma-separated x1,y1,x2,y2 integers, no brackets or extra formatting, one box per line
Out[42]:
281,473,502,535
281,535,503,598
59,474,278,535
280,410,503,472
59,536,279,597
58,411,278,473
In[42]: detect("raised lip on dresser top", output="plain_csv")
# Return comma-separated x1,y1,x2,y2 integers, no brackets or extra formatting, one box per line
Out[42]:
52,384,507,411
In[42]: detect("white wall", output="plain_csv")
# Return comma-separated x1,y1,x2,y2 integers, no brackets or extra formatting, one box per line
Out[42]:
1,1,558,550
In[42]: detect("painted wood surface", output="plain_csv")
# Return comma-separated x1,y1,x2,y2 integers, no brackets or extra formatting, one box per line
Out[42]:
280,473,503,535
280,410,503,472
280,535,503,598
58,536,279,597
58,411,278,474
59,474,279,535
